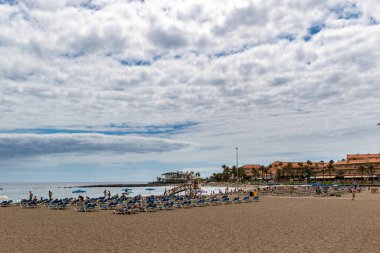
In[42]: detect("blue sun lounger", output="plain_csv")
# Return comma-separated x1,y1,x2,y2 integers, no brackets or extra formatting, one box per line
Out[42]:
1,200,12,207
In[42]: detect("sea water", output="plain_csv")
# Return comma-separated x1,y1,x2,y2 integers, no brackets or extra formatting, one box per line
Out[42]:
0,182,227,202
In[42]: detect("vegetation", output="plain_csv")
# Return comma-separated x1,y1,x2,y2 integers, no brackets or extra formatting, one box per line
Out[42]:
207,160,378,184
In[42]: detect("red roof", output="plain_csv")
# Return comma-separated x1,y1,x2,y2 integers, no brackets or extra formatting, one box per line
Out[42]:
241,164,262,170
347,154,380,160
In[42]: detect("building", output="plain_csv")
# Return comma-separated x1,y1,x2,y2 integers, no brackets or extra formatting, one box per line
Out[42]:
333,154,380,179
240,153,380,180
241,164,262,176
269,161,326,176
159,171,197,183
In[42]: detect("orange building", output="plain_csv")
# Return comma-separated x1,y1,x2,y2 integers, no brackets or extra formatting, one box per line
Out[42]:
334,154,380,179
240,153,380,180
241,164,262,176
269,161,326,175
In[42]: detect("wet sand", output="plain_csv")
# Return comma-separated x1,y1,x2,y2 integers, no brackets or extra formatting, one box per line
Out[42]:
1,191,379,253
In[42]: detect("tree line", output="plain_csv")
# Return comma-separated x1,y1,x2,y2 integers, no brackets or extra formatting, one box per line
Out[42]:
208,160,377,182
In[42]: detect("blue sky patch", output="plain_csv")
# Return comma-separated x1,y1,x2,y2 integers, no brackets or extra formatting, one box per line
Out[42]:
0,0,17,5
60,52,85,59
304,23,324,42
80,0,100,11
212,43,253,59
107,121,198,135
1,121,199,136
332,3,361,20
120,59,151,66
277,34,296,42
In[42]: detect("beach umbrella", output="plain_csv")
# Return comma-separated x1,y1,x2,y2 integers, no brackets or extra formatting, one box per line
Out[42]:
0,195,9,201
72,189,86,194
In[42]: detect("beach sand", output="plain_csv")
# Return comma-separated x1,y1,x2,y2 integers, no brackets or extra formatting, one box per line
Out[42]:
1,190,379,253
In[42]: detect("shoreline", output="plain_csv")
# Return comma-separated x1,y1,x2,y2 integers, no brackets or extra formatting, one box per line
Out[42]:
66,182,184,188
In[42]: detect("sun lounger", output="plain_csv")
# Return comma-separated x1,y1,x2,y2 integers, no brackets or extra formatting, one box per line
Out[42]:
99,202,118,210
232,197,242,204
85,203,97,212
210,198,221,205
242,196,252,203
114,206,137,214
165,201,175,210
182,200,192,208
197,199,208,207
222,196,231,204
146,203,158,212
48,202,69,210
20,201,38,208
1,200,12,207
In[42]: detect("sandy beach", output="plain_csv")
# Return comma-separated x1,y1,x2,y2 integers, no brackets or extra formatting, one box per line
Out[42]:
1,190,379,253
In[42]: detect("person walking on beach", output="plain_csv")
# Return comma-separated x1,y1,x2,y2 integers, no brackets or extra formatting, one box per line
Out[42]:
107,190,111,199
48,191,53,201
103,189,107,198
352,190,356,200
29,191,33,201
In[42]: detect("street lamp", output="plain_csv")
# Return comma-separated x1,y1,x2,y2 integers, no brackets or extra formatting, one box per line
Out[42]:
236,147,239,182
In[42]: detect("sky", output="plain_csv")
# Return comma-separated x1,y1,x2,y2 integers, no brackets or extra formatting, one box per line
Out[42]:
0,0,380,182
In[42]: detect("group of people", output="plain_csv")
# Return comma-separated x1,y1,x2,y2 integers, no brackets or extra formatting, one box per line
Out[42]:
28,190,54,202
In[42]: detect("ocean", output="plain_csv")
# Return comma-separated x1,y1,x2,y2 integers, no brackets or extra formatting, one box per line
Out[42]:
0,182,226,202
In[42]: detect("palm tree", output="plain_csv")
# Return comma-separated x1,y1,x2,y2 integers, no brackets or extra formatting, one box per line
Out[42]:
368,165,374,181
284,163,294,181
268,164,273,180
222,164,230,181
238,166,246,181
327,160,335,181
297,162,304,180
336,170,345,179
318,160,324,182
276,168,282,180
306,160,312,180
313,163,319,182
231,165,237,181
357,165,366,180
320,167,326,182
263,166,269,181
259,166,266,181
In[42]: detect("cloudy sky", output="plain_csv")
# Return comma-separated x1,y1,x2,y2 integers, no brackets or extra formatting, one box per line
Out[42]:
1,0,380,182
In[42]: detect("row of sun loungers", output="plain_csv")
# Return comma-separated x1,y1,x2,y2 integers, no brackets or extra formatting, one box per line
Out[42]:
259,186,354,197
75,203,97,212
112,195,260,215
20,201,38,208
48,199,70,210
8,193,260,214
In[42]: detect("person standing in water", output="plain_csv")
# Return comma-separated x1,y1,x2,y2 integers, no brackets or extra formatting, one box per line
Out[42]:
48,191,53,201
29,191,33,201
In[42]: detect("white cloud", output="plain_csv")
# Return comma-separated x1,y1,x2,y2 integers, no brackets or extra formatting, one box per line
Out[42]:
0,0,379,179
